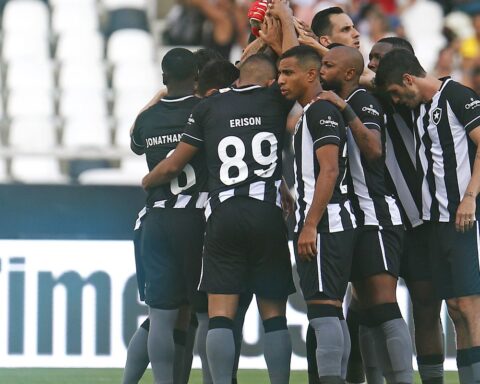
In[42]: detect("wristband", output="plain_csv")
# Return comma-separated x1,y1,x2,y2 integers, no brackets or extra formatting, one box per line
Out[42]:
342,104,357,123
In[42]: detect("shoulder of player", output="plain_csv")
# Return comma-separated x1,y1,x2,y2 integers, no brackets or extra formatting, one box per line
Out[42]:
443,78,476,98
347,88,383,116
308,99,341,115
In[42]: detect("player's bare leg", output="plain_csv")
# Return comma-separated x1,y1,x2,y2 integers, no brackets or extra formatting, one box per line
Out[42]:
407,281,444,384
257,298,292,384
447,294,480,383
354,273,413,384
206,294,239,384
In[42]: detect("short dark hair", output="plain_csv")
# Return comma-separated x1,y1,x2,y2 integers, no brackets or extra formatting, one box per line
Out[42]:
377,37,415,54
198,60,239,96
326,42,345,49
161,47,197,81
239,53,277,80
194,48,224,73
375,49,426,89
311,7,344,37
279,45,322,68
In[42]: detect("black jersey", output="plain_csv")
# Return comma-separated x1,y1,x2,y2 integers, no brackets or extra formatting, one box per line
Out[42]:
414,77,480,222
181,84,293,218
294,99,356,233
345,88,403,227
382,98,423,229
131,95,208,209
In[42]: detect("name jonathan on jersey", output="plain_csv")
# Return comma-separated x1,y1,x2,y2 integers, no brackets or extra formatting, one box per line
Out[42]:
146,133,182,148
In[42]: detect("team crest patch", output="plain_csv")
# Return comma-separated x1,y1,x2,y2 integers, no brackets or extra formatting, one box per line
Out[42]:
431,107,442,125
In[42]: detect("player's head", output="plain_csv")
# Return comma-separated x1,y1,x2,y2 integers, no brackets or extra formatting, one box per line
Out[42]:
375,49,426,108
238,53,277,87
194,48,224,73
311,7,360,49
161,47,197,88
197,59,239,97
368,37,414,72
320,45,364,93
278,45,322,102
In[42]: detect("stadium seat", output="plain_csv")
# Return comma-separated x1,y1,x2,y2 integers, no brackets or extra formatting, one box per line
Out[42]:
113,89,155,122
7,90,54,118
50,0,96,9
6,60,54,91
2,33,50,61
114,118,134,149
112,62,160,92
55,32,105,63
52,5,100,34
2,0,49,34
107,29,155,64
59,89,109,119
104,8,149,38
11,156,69,184
102,0,147,10
78,155,147,185
58,62,107,92
8,117,57,150
62,117,111,149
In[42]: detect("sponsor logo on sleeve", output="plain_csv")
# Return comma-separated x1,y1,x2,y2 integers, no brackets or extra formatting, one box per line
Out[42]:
362,104,380,116
465,97,480,110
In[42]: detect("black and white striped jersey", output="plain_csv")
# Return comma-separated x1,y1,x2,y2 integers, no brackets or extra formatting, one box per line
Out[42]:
345,88,403,227
131,95,208,209
294,99,356,234
415,77,480,222
382,99,423,229
181,84,294,219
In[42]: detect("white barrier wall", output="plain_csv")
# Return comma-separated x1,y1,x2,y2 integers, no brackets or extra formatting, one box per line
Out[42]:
0,239,457,370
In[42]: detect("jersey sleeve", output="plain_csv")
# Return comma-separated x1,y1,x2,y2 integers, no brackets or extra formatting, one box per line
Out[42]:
130,114,146,154
181,101,206,148
306,100,345,150
350,91,384,131
448,82,480,133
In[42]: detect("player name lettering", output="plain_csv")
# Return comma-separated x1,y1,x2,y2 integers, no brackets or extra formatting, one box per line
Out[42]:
229,117,262,128
146,133,182,148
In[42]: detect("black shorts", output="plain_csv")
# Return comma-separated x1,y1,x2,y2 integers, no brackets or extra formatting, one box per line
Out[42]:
428,221,480,299
140,208,205,309
350,225,404,281
199,197,295,300
294,229,355,301
399,224,432,282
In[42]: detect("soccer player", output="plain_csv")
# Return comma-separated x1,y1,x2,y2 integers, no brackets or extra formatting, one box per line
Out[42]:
142,53,296,384
376,48,480,384
278,45,356,384
123,58,242,384
368,37,445,384
129,47,207,384
318,45,413,384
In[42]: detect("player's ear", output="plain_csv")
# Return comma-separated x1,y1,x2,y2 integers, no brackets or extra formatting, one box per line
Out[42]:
266,79,275,87
318,35,330,48
345,67,355,81
162,73,169,86
402,73,413,87
307,67,318,82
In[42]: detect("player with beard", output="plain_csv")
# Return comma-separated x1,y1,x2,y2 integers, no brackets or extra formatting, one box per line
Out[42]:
376,49,480,384
368,37,445,384
318,45,413,384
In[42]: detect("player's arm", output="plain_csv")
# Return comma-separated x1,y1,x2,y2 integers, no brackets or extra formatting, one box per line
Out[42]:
317,90,382,161
142,142,199,189
267,0,298,53
280,176,294,218
297,144,339,260
456,126,480,233
190,0,233,45
130,116,146,155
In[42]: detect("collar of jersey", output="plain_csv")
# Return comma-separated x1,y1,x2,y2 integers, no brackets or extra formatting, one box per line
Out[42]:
345,87,365,102
231,85,262,92
161,95,196,102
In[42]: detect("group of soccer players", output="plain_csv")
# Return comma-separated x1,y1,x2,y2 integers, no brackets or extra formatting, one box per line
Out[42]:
123,1,480,384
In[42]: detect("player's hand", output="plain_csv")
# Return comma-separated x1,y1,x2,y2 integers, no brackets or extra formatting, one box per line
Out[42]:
280,180,294,219
315,91,347,111
297,224,317,261
142,173,152,191
267,0,292,21
455,194,476,233
293,17,317,40
248,0,268,36
259,15,282,54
